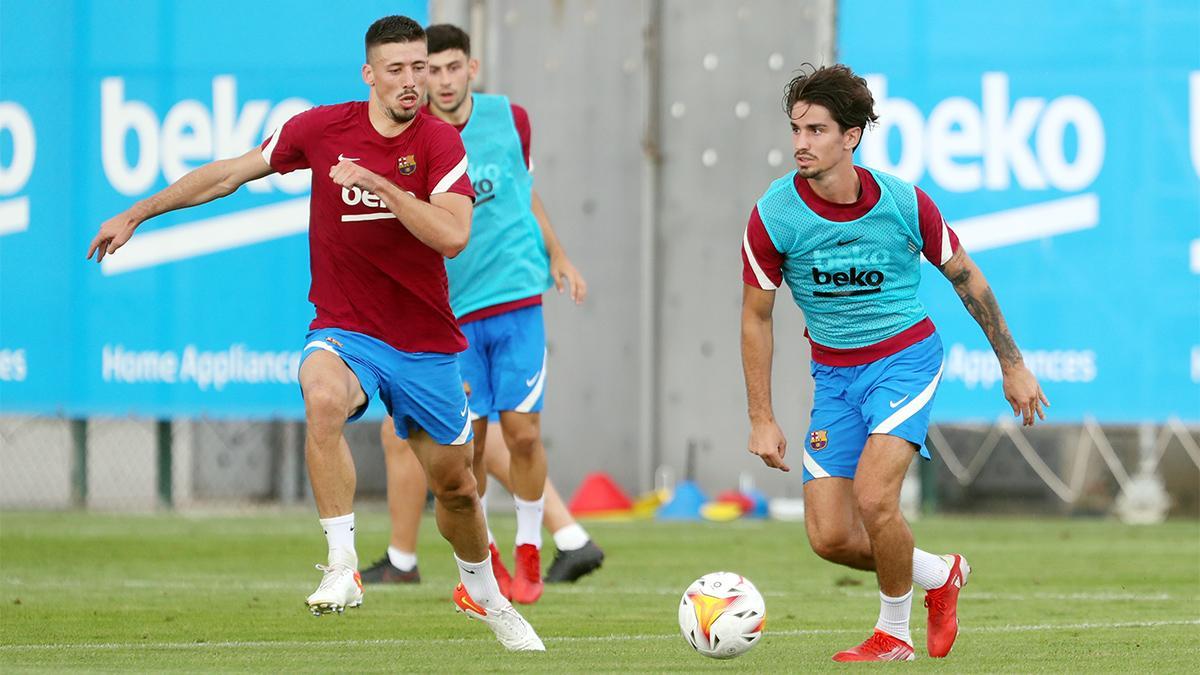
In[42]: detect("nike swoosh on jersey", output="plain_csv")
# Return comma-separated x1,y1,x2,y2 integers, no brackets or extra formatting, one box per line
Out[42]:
889,394,910,408
836,236,863,246
337,153,360,162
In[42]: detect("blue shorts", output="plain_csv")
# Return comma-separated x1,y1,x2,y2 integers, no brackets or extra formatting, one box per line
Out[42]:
802,333,944,483
299,328,473,446
459,304,547,420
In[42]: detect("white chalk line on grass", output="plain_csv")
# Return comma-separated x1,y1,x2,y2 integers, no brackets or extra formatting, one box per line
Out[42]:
0,619,1196,652
1,577,1185,603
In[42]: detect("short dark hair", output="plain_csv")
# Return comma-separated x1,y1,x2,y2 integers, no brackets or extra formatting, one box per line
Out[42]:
427,24,471,57
783,64,878,145
364,15,426,59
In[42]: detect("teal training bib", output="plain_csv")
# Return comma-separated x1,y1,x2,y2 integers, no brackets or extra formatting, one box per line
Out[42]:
756,168,928,349
445,94,551,318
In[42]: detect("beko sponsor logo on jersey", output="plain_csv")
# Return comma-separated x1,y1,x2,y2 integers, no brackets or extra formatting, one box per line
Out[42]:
469,162,501,207
811,267,884,297
0,101,35,236
340,184,414,219
101,76,313,195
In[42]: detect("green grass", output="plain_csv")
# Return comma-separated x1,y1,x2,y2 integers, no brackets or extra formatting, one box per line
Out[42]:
1,511,1197,672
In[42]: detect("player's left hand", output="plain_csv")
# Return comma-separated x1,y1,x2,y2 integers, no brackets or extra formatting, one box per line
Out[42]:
1002,364,1049,426
329,159,383,194
551,254,587,304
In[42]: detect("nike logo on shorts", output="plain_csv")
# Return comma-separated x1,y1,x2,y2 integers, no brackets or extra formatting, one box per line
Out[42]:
889,394,910,408
460,403,469,417
525,373,539,387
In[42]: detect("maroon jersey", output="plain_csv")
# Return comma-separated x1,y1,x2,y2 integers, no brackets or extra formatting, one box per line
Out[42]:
261,103,474,353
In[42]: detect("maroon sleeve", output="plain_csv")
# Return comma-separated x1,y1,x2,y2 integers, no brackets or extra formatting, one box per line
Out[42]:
425,123,474,201
742,206,785,289
260,107,316,174
916,187,960,265
510,103,532,171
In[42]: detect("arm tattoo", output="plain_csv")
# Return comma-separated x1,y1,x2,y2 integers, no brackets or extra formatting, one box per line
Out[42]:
949,262,1023,368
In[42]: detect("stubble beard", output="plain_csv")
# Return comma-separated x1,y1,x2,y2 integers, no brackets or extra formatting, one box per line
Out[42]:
386,105,417,125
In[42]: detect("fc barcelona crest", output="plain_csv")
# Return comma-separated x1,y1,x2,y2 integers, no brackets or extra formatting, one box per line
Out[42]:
397,154,417,175
809,430,828,451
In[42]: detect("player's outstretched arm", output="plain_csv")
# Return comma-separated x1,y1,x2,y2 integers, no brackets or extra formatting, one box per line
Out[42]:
531,190,587,304
938,247,1049,426
87,148,274,263
328,159,470,257
741,284,790,471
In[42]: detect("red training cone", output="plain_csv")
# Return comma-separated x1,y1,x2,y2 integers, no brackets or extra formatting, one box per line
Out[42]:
568,472,634,516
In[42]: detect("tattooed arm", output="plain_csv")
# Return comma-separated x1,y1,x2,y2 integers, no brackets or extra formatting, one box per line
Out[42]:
939,247,1049,426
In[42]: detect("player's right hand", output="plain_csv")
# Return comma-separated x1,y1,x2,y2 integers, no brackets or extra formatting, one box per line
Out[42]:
87,211,140,263
748,420,789,472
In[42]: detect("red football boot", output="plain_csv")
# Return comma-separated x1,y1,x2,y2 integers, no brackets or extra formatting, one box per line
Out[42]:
832,630,915,662
509,544,544,604
489,542,513,599
925,553,971,658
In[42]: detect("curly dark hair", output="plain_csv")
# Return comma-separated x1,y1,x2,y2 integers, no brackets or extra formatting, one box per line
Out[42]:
782,64,878,148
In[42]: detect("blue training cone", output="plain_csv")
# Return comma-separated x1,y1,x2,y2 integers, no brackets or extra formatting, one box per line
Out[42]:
656,480,708,520
743,488,771,519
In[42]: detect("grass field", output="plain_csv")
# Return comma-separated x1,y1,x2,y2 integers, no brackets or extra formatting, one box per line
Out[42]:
1,511,1197,672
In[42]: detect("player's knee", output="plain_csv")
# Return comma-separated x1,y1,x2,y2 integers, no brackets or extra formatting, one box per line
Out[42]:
429,470,478,513
303,384,351,423
854,489,899,526
503,423,540,457
808,530,858,563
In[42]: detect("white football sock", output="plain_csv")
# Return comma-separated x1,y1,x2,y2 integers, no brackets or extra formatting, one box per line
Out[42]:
514,496,545,548
480,492,495,545
455,553,506,610
875,589,913,645
387,546,417,572
912,548,951,590
319,513,356,568
552,523,590,551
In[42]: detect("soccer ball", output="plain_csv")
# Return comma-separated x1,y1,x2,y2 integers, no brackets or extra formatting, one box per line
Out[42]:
678,571,766,659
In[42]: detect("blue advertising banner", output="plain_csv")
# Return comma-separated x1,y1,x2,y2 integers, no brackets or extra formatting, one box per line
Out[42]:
0,0,429,417
840,0,1200,422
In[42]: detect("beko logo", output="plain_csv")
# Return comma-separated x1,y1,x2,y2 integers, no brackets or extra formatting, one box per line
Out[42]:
811,267,885,297
861,73,1105,193
101,76,313,195
0,101,35,236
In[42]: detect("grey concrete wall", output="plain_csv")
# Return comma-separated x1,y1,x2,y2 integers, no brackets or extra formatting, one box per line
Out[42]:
484,0,652,497
481,0,834,500
654,0,834,499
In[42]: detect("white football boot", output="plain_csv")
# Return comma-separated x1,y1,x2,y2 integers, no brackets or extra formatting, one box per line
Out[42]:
453,583,546,651
306,563,363,616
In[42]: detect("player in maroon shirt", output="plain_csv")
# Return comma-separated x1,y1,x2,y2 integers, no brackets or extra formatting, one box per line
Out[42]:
87,15,543,651
359,24,604,601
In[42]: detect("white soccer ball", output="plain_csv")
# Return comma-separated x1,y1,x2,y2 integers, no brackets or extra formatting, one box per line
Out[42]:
678,571,766,659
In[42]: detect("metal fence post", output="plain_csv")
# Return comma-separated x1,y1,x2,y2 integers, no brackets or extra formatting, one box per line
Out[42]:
71,418,88,507
157,419,173,508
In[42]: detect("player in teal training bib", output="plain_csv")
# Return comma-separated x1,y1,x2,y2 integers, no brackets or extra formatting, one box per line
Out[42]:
740,64,1049,662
